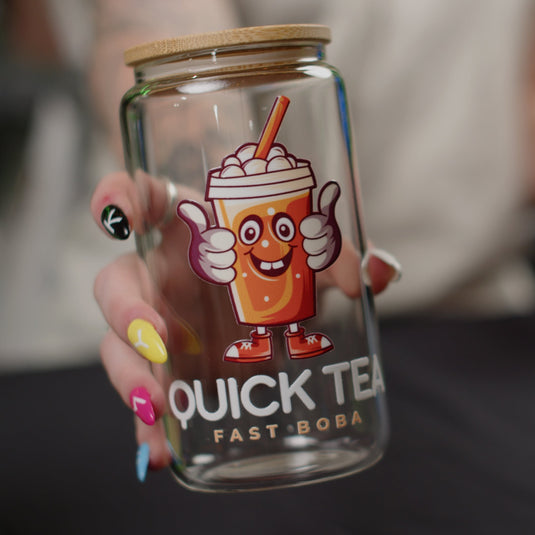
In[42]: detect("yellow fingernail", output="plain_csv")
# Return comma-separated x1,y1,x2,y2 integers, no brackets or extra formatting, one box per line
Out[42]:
127,319,168,363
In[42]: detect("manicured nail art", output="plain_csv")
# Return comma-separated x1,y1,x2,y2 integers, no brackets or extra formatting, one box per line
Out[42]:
136,442,150,482
129,387,156,426
101,205,130,240
127,319,167,363
361,248,402,286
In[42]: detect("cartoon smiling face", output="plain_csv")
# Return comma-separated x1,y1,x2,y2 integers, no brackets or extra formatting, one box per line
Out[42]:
213,191,316,326
239,211,296,278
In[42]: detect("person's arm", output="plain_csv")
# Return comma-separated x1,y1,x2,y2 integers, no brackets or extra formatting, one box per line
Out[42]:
90,0,240,160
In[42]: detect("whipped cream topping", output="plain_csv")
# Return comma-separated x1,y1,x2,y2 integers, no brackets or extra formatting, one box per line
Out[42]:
213,143,306,178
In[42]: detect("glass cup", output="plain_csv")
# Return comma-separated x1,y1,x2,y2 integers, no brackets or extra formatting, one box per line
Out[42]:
121,24,388,492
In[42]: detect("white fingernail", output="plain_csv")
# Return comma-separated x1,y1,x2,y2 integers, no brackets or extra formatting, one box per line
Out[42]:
361,248,402,286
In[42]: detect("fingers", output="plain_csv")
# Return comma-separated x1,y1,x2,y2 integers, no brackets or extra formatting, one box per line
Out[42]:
101,329,165,418
91,171,139,238
92,173,184,476
199,228,237,283
136,421,172,473
317,181,341,216
91,170,178,240
100,205,131,240
177,200,210,233
178,200,237,284
94,254,168,364
320,240,402,298
100,328,171,474
319,237,362,297
95,254,174,475
301,182,342,272
203,241,236,268
307,251,330,271
135,421,173,481
361,247,403,294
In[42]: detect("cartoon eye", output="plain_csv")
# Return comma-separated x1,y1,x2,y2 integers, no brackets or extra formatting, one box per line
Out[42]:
273,213,295,242
239,215,263,245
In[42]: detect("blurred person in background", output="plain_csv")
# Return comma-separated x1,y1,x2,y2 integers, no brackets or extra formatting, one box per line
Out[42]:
0,0,121,370
1,0,535,533
92,0,535,317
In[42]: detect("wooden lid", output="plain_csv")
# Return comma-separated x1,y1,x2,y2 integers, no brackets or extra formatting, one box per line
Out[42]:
124,24,331,67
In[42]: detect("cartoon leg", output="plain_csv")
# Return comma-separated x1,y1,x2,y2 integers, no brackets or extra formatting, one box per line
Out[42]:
285,323,333,359
224,327,273,363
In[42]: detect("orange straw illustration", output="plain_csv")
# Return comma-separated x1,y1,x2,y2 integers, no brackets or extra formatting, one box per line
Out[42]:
254,95,290,159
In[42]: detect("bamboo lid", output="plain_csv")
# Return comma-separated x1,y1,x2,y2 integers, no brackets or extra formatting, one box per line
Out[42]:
124,24,331,67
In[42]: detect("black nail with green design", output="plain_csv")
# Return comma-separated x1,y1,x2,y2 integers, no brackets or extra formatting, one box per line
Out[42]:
101,205,130,240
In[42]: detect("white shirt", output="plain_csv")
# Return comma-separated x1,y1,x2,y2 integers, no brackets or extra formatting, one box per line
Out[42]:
239,0,535,316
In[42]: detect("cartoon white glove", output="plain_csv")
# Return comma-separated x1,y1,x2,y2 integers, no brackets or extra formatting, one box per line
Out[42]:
299,181,342,271
177,200,237,284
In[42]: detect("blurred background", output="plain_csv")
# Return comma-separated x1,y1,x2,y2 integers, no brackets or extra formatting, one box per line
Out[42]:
0,0,124,369
1,0,534,533
1,0,534,369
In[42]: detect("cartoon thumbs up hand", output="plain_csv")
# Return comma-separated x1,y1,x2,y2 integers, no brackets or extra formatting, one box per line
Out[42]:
177,200,237,284
300,181,342,271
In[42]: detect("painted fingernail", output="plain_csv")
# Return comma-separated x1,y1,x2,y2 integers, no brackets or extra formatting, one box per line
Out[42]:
129,387,156,426
101,205,130,240
127,319,168,363
136,442,150,482
361,248,402,286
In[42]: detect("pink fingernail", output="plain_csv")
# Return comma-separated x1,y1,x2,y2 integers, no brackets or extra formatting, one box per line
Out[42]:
129,387,156,426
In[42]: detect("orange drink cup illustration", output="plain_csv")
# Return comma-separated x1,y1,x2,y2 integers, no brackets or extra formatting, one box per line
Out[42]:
178,95,341,361
206,161,317,326
206,95,318,326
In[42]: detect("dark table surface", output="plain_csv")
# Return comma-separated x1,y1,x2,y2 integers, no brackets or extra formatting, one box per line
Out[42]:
1,314,535,534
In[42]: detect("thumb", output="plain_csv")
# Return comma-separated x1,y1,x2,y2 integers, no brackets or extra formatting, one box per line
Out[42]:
318,181,341,217
177,200,210,235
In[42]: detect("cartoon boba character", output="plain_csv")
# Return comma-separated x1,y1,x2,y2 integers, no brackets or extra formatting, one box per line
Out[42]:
177,97,342,362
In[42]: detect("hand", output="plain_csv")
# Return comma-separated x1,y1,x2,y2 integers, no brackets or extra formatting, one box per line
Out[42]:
300,181,342,271
91,171,401,479
177,200,237,284
91,170,212,476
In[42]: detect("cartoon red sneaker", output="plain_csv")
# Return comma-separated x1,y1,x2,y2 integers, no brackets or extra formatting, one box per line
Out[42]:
285,327,333,359
224,330,273,363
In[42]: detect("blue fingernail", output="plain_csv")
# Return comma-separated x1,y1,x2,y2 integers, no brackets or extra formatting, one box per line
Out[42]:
136,442,150,482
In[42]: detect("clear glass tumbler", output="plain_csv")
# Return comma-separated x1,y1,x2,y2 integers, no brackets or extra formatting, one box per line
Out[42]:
120,24,388,492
